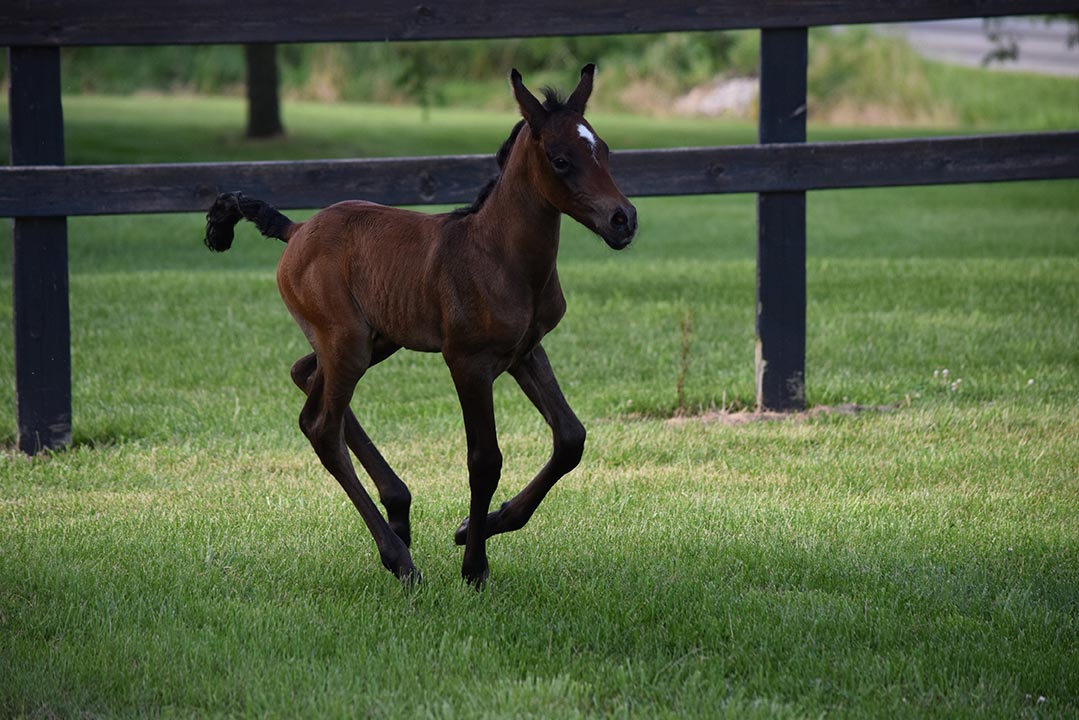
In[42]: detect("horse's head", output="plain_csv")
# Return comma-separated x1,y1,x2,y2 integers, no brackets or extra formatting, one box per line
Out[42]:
510,65,637,250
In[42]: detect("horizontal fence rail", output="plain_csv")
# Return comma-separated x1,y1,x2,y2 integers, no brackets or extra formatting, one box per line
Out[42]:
3,133,1078,218
4,0,1079,45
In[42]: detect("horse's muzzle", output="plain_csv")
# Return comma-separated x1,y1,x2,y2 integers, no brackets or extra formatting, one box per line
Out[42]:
602,204,637,250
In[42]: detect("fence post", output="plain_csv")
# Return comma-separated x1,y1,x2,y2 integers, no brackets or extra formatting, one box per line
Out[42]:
8,47,72,454
756,27,808,411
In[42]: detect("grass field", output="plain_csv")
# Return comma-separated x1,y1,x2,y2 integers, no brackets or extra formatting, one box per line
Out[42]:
2,95,1078,717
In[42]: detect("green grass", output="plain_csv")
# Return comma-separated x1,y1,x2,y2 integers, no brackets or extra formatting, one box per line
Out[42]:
0,94,761,165
2,96,1078,717
925,61,1079,130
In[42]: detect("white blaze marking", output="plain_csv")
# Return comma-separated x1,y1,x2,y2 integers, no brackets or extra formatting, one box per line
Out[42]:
577,123,596,146
577,123,599,163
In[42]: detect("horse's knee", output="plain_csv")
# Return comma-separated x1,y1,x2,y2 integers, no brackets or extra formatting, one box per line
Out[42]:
553,420,586,472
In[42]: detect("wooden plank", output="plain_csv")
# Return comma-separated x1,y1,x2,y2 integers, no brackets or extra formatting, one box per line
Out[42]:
0,155,499,216
616,133,1079,195
3,0,1078,46
1,133,1077,218
756,27,808,412
8,47,72,455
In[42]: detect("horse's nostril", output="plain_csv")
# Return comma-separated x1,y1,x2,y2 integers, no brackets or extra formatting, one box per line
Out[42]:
612,210,628,228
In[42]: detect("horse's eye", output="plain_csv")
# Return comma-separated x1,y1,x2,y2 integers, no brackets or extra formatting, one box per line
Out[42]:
550,156,570,172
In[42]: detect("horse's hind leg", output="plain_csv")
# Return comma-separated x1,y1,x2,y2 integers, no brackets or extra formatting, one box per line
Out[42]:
296,338,417,583
291,348,413,546
454,344,585,545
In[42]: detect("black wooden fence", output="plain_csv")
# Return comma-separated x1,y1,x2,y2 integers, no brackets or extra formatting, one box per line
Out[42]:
4,1,1079,454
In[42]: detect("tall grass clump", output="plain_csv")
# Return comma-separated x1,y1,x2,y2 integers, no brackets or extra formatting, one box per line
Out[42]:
58,45,249,96
926,60,1079,130
808,28,953,126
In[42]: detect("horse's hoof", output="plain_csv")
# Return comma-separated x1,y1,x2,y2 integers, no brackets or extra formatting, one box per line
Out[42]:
462,563,489,590
453,518,469,546
380,541,416,581
453,502,510,545
399,564,422,589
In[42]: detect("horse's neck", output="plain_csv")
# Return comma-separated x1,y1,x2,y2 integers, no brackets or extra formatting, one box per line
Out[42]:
475,154,562,287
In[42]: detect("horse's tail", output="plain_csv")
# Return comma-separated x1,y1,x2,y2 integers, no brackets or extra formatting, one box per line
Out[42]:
204,191,296,252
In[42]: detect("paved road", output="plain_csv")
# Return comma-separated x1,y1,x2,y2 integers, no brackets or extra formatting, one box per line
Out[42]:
883,17,1078,77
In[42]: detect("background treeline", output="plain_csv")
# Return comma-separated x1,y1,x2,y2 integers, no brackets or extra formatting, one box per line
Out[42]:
41,33,758,109
3,29,1078,128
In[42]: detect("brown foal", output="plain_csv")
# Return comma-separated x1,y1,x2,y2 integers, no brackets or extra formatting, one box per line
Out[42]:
204,65,636,586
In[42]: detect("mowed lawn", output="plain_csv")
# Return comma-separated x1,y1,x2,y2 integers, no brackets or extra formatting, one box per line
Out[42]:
1,96,1078,717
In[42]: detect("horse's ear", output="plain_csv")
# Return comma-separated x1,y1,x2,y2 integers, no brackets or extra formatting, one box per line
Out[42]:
510,68,546,137
565,63,595,115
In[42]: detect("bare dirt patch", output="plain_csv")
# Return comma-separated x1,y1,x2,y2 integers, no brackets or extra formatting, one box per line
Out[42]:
664,403,900,427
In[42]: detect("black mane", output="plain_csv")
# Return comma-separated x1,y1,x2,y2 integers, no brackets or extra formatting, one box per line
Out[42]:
449,119,524,218
539,87,566,112
450,89,569,218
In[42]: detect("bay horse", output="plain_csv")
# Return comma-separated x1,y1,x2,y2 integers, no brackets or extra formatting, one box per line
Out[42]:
204,65,636,587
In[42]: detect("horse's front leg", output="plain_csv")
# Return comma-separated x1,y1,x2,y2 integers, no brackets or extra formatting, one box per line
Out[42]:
447,357,502,587
454,344,585,545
